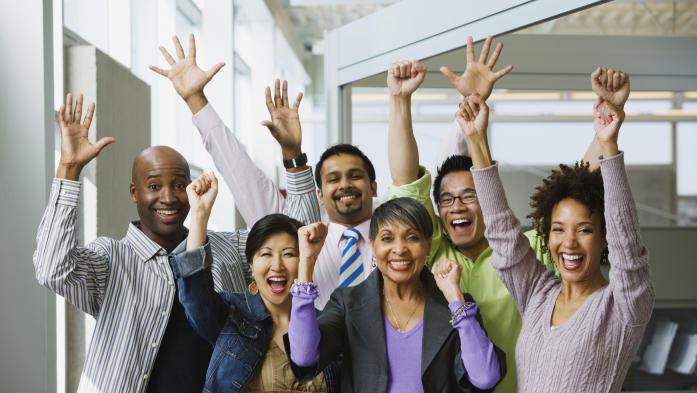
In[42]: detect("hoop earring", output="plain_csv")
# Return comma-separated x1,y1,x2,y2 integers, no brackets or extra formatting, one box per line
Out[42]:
248,280,259,295
371,256,377,270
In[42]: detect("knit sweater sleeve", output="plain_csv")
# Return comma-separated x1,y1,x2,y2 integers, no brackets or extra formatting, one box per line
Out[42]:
471,163,555,315
599,153,655,326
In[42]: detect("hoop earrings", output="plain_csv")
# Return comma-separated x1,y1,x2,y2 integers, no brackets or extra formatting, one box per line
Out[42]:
248,280,259,295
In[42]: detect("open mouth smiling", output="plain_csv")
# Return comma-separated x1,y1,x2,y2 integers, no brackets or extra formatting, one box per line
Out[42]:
449,217,472,233
155,208,181,223
560,252,584,271
267,276,289,294
388,258,413,271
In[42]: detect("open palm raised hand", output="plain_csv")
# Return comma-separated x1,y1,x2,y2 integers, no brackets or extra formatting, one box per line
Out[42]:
440,36,513,101
261,79,304,158
57,93,115,174
150,34,224,102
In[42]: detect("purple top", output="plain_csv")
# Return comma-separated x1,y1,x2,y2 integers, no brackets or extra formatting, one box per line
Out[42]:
288,284,500,390
384,317,424,393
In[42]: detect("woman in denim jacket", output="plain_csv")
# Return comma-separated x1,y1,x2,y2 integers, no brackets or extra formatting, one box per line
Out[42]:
171,173,336,392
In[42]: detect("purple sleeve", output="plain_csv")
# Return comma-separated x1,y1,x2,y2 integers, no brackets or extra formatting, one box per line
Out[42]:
449,301,501,390
289,283,321,367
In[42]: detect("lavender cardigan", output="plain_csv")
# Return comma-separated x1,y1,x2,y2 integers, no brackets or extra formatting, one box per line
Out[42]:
472,152,655,393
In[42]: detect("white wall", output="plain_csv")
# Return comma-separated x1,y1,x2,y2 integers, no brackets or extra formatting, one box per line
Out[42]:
0,0,56,391
63,46,152,391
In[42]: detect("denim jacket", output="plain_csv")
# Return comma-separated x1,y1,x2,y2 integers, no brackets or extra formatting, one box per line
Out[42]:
171,243,338,393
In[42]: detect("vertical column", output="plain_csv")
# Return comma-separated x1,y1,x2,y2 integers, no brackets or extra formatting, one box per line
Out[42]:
200,0,238,230
63,45,152,391
0,0,56,391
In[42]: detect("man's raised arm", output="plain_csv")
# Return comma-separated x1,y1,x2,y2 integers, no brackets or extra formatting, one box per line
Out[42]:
151,34,286,225
34,94,116,316
435,36,513,168
387,60,426,186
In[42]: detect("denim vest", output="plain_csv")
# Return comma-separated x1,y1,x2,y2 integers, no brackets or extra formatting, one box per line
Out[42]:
204,290,338,393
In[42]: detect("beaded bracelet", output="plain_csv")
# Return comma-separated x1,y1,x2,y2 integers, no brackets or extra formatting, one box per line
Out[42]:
290,279,319,296
450,301,477,327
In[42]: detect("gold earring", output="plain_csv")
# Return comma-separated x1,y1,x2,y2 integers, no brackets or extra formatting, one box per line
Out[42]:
248,280,258,295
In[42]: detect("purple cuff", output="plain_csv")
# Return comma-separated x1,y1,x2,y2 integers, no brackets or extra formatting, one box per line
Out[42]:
450,301,501,390
448,300,478,326
289,283,321,367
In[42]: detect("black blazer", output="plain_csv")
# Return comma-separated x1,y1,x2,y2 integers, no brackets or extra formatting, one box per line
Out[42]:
286,269,506,392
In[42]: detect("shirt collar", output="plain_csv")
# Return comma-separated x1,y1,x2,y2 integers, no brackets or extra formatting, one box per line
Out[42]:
124,221,187,263
329,218,371,247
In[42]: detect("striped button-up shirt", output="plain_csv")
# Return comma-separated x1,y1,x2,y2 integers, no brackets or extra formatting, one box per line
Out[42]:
33,168,319,393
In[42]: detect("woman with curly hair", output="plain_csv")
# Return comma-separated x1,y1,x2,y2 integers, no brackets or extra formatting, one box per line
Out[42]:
456,69,655,392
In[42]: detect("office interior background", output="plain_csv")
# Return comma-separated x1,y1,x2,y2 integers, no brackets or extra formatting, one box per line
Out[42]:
1,0,696,391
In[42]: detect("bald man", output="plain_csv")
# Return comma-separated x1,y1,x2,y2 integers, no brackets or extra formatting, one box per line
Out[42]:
33,95,320,393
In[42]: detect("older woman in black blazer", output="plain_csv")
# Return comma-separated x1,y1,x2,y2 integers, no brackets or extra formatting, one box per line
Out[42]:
285,197,505,393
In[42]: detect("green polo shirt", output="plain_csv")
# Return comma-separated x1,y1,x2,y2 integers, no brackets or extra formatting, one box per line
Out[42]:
389,167,554,393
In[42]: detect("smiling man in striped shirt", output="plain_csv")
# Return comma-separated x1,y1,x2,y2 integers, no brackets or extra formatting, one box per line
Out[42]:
33,93,319,393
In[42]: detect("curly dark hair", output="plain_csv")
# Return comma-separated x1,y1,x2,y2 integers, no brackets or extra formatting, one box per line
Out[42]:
528,161,608,263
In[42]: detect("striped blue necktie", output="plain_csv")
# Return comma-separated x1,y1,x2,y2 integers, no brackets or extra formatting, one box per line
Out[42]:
339,227,363,288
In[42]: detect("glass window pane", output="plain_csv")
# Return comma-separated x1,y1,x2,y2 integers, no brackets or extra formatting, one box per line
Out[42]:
619,122,672,165
624,100,673,114
64,0,108,49
490,122,672,166
493,101,592,115
683,102,697,111
677,122,697,196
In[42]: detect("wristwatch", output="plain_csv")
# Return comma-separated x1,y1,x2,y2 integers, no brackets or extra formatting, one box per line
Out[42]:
283,153,308,169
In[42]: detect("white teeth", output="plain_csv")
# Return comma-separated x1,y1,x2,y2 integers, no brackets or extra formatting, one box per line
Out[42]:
268,277,287,282
156,209,177,215
562,253,582,261
451,218,471,225
390,261,412,267
339,195,357,201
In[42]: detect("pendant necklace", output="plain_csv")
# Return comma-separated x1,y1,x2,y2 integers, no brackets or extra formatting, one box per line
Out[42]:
383,290,420,333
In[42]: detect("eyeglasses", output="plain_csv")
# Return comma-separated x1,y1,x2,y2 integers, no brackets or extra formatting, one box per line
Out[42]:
438,192,477,207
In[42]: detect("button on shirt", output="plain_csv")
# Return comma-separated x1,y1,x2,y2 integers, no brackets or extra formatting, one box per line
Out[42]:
33,168,319,393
